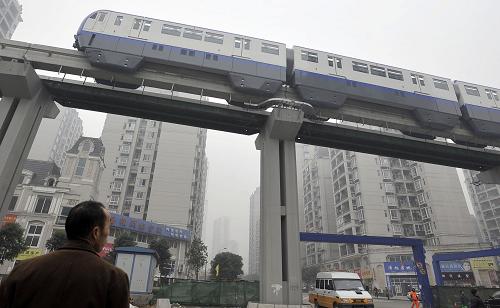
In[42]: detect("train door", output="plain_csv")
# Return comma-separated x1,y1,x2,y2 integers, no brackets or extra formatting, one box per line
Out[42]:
409,72,429,94
233,36,251,57
129,18,151,38
327,55,344,76
92,11,109,32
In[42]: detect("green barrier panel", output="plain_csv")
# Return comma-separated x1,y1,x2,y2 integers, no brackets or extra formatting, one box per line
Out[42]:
154,280,260,307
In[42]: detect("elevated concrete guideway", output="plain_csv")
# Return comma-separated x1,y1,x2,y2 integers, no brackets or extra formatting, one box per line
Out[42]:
41,77,500,171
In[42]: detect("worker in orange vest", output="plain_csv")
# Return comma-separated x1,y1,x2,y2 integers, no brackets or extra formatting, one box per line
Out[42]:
409,288,420,308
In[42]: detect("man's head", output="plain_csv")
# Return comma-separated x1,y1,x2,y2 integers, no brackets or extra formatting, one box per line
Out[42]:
65,200,111,252
471,288,478,296
411,288,416,292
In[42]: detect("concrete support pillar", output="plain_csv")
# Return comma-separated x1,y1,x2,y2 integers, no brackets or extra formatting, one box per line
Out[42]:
255,108,303,304
0,61,58,220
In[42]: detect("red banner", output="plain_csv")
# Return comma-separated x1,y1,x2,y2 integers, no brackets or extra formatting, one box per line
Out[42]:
2,214,17,226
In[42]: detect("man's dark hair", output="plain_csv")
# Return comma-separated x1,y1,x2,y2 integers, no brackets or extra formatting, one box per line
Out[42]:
471,289,478,296
65,201,107,240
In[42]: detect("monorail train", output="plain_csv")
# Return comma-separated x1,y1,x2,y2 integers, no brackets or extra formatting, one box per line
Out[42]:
74,10,500,138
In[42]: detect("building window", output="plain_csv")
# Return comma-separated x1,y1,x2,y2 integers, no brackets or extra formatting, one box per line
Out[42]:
109,195,119,205
414,179,422,190
390,210,400,220
139,179,147,187
56,206,72,225
25,223,44,247
140,166,150,174
134,205,142,213
34,196,52,214
136,191,144,199
145,143,153,150
143,154,151,161
8,196,18,211
301,50,318,63
75,158,86,176
386,195,396,205
148,132,155,138
417,193,425,205
384,183,395,193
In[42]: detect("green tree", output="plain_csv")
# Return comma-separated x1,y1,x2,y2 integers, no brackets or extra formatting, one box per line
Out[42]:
186,237,208,280
45,229,67,252
106,232,137,263
210,252,243,280
302,264,321,287
149,238,172,278
0,223,28,265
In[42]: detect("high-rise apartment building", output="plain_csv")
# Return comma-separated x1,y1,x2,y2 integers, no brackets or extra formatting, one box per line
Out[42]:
28,105,83,168
297,145,485,293
464,170,500,246
211,216,230,257
0,0,22,39
299,146,339,268
99,114,207,240
248,187,260,276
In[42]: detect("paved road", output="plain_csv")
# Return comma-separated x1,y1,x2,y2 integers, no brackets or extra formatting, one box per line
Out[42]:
303,294,410,308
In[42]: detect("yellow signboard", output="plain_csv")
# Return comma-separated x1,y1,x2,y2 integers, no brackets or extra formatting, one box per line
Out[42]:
17,248,43,261
470,257,496,270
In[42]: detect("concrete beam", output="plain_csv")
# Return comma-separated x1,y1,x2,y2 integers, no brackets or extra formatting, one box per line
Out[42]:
0,61,42,98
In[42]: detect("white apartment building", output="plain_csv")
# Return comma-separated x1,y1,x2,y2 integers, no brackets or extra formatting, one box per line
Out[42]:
28,105,83,168
248,187,260,276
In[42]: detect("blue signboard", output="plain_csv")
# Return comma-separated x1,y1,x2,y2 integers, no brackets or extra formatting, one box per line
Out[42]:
384,261,417,274
439,261,472,273
110,213,191,241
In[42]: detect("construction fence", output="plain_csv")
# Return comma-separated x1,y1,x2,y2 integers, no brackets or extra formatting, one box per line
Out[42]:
153,280,259,307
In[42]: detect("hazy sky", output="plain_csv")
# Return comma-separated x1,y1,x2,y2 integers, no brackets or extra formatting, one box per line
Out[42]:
12,0,500,272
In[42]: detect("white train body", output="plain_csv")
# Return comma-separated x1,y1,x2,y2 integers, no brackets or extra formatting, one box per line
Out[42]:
74,10,500,139
74,10,286,95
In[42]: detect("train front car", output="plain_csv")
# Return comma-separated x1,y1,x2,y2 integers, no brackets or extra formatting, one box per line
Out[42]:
454,81,500,137
291,46,462,131
74,10,287,95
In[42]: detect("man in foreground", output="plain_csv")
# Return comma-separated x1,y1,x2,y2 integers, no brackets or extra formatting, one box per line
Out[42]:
0,200,130,308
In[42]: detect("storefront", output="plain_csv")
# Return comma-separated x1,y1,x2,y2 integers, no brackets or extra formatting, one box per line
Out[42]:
439,261,476,287
384,261,418,296
470,257,499,287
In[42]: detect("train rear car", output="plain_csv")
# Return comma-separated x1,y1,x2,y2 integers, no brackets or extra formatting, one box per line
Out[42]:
291,46,462,131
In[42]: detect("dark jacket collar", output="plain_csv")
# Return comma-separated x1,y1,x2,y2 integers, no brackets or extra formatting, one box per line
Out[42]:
58,239,100,257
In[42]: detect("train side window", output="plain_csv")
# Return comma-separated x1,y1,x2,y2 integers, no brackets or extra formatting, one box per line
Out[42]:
205,32,224,44
327,56,334,67
492,90,499,101
486,89,493,100
335,57,342,69
142,20,152,32
161,24,181,36
183,28,203,40
464,85,480,96
411,74,418,85
188,50,195,57
89,12,97,19
261,42,279,55
388,69,404,81
352,61,369,73
319,280,325,289
114,16,123,26
243,39,251,50
301,50,318,63
235,37,242,48
370,65,387,77
98,12,107,22
418,75,425,86
433,79,449,90
133,19,141,30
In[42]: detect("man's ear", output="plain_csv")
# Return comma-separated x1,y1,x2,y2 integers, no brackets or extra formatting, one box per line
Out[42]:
92,225,100,239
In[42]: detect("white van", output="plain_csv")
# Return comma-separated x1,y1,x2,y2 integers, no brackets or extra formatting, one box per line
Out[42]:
309,272,374,307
